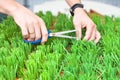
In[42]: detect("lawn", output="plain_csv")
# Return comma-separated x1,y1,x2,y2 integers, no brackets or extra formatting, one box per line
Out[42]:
0,11,120,80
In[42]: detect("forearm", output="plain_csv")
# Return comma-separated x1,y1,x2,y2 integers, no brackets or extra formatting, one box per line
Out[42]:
65,0,81,7
0,0,23,16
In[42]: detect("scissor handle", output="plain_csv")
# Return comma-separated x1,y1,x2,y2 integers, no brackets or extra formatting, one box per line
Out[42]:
24,30,51,44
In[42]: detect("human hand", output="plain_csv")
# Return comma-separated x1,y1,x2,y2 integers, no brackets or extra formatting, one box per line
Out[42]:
73,8,101,43
11,6,48,43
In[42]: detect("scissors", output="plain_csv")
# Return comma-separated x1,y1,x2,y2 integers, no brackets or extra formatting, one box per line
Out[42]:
24,29,77,44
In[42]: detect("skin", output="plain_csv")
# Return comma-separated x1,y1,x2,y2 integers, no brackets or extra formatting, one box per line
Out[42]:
66,0,101,43
0,0,48,43
0,0,101,44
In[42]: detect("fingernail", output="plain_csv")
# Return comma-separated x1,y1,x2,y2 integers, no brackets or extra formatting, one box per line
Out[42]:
83,38,86,41
76,36,81,41
27,39,30,41
28,39,34,41
76,37,79,41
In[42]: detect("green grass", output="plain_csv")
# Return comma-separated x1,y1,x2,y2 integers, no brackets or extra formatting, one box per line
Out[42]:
0,11,120,80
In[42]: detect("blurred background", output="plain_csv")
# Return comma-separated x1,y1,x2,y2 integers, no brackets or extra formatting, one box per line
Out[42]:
16,0,120,17
0,0,120,22
16,0,120,10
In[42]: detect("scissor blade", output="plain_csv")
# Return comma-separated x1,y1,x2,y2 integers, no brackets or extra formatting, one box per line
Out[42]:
54,30,76,35
51,34,76,39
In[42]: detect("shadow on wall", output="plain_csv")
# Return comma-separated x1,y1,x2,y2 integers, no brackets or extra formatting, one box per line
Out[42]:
94,0,120,7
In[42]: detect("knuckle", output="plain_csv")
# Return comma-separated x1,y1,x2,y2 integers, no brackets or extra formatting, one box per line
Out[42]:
30,32,35,36
41,39,47,43
90,23,96,28
36,36,41,40
23,34,29,39
22,31,28,35
30,35,35,39
43,32,48,37
43,39,47,43
91,24,95,28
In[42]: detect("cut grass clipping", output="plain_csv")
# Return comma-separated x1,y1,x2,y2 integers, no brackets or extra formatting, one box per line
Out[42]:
0,11,120,80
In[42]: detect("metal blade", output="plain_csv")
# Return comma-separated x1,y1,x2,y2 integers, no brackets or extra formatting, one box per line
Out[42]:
52,35,76,39
54,29,76,35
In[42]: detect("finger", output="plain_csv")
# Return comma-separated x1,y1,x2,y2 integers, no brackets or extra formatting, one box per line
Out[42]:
34,21,41,41
28,24,35,41
84,24,94,40
27,33,35,41
39,19,48,43
94,31,101,44
28,23,35,34
89,28,96,41
74,24,82,40
20,24,29,39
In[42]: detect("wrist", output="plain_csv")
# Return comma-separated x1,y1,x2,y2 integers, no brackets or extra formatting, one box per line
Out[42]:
70,3,84,16
74,8,85,15
8,3,23,17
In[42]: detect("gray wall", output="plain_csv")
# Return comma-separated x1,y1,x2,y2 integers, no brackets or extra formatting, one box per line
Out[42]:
94,0,120,7
16,0,120,11
16,0,51,10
